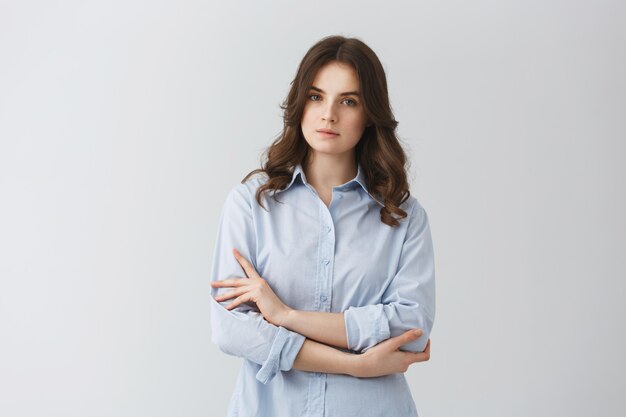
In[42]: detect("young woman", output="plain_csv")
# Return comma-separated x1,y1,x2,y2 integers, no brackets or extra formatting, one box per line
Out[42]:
210,35,435,417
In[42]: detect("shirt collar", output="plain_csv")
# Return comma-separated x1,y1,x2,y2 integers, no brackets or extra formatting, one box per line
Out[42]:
277,162,385,207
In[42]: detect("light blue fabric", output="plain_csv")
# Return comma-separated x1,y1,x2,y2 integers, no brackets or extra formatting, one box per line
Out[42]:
209,162,436,417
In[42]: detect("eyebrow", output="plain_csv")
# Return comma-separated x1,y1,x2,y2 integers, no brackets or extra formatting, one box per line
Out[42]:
309,86,360,96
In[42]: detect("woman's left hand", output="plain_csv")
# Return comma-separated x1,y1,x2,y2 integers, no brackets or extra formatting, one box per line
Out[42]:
211,248,293,327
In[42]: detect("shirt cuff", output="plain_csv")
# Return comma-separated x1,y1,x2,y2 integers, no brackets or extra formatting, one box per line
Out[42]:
255,326,306,384
344,304,391,352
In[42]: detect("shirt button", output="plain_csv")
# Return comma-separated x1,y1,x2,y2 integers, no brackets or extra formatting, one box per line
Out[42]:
320,295,327,302
325,225,331,233
323,259,329,265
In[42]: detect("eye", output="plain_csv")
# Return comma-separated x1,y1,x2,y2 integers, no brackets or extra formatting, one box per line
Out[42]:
308,94,321,101
342,98,358,106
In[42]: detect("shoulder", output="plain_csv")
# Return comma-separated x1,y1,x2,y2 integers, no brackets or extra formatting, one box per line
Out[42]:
224,171,269,208
404,194,429,225
240,171,269,193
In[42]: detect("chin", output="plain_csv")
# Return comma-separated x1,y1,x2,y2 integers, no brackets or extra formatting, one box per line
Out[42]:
311,146,352,156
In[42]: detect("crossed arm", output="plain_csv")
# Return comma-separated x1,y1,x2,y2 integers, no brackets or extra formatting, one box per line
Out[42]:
211,248,430,378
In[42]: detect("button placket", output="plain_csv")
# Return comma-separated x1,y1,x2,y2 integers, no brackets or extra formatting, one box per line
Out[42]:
317,200,335,314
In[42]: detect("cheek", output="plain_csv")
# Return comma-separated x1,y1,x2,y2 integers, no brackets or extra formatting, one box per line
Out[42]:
346,113,367,131
300,110,315,143
301,108,314,128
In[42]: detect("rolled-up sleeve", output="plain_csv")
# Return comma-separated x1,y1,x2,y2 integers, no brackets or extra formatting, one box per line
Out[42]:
209,183,306,384
344,202,436,353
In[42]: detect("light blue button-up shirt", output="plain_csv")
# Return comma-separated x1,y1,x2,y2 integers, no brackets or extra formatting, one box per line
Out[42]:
209,162,436,417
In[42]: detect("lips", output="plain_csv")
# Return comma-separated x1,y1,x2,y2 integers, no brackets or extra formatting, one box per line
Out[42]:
317,128,338,135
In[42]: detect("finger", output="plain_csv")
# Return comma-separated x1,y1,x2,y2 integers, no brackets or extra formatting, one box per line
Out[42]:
407,350,430,364
225,294,249,311
233,248,260,278
215,287,249,302
407,339,431,364
390,329,423,349
211,278,247,288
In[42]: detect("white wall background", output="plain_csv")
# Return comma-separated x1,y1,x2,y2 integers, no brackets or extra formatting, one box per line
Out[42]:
1,1,624,416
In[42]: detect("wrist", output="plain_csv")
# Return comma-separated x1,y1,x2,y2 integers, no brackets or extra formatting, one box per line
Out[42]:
278,306,296,328
345,350,364,377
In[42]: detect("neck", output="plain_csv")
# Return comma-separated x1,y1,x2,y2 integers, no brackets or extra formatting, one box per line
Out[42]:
302,151,358,189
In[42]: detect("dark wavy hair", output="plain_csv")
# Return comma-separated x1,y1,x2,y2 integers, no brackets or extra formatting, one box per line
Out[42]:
242,35,411,227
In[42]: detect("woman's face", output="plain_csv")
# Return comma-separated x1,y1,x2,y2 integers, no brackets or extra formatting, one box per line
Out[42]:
301,61,369,159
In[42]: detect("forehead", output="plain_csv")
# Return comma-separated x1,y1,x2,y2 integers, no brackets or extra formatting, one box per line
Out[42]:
311,61,360,91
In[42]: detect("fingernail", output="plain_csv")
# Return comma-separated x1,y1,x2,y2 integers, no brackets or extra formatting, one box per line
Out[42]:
413,329,422,336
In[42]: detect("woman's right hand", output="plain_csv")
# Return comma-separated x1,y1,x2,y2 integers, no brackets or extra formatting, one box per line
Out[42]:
349,329,431,378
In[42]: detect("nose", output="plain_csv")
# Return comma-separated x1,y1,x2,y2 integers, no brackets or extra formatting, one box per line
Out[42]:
322,101,337,122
